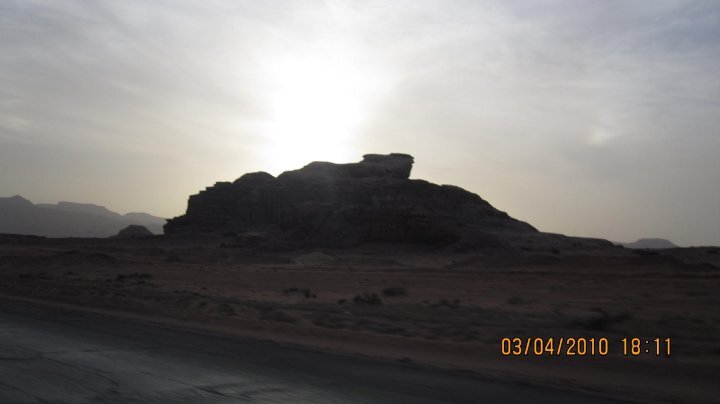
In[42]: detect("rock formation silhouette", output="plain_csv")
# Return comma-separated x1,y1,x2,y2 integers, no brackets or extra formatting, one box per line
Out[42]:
113,225,154,239
166,154,611,250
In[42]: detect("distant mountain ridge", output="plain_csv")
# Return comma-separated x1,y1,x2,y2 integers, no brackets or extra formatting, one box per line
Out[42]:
36,201,122,219
619,238,677,249
0,195,165,237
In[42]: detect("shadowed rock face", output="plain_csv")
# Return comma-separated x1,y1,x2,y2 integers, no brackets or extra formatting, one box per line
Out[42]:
165,154,545,248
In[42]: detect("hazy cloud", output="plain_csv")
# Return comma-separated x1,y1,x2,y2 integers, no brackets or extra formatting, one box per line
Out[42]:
1,0,718,245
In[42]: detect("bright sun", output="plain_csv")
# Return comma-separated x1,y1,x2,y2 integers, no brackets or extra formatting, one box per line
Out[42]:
257,50,384,173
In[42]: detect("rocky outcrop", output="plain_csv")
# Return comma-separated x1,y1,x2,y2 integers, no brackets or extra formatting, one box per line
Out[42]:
165,154,559,249
113,225,154,239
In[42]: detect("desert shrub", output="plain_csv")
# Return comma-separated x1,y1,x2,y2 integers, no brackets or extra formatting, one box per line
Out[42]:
19,272,52,280
431,299,460,309
261,309,296,323
216,303,236,316
282,287,316,298
369,323,406,335
312,315,346,329
382,287,407,297
571,308,633,331
115,272,153,283
353,292,382,305
506,296,528,305
165,255,182,262
351,319,370,328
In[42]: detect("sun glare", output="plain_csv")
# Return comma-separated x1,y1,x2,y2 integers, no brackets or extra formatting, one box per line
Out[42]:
257,51,384,173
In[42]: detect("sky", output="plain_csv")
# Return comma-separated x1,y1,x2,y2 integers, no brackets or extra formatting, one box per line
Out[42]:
1,0,719,246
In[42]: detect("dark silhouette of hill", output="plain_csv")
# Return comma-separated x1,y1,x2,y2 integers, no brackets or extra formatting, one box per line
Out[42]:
166,153,612,251
113,224,154,239
620,238,677,249
0,195,165,237
36,201,121,219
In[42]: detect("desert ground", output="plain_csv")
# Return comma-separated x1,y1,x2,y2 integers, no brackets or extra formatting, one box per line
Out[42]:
0,234,718,403
0,298,624,403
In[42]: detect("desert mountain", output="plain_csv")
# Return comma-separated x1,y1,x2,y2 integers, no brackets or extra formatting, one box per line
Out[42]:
166,154,611,251
0,195,165,237
620,238,677,249
113,224,154,239
36,201,121,219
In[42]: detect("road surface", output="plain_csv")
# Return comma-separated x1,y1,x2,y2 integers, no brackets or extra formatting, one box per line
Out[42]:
0,297,626,403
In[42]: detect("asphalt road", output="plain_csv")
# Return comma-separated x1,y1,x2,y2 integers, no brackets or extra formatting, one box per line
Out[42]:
0,298,626,403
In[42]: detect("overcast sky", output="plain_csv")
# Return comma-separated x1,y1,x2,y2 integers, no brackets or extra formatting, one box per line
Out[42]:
1,0,718,246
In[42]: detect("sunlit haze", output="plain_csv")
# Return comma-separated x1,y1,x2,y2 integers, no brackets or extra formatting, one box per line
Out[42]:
1,1,718,246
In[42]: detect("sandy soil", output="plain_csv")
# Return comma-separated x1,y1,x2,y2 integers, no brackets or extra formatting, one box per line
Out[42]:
0,234,718,403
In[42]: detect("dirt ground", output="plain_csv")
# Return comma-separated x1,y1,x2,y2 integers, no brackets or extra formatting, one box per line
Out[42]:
0,234,718,403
